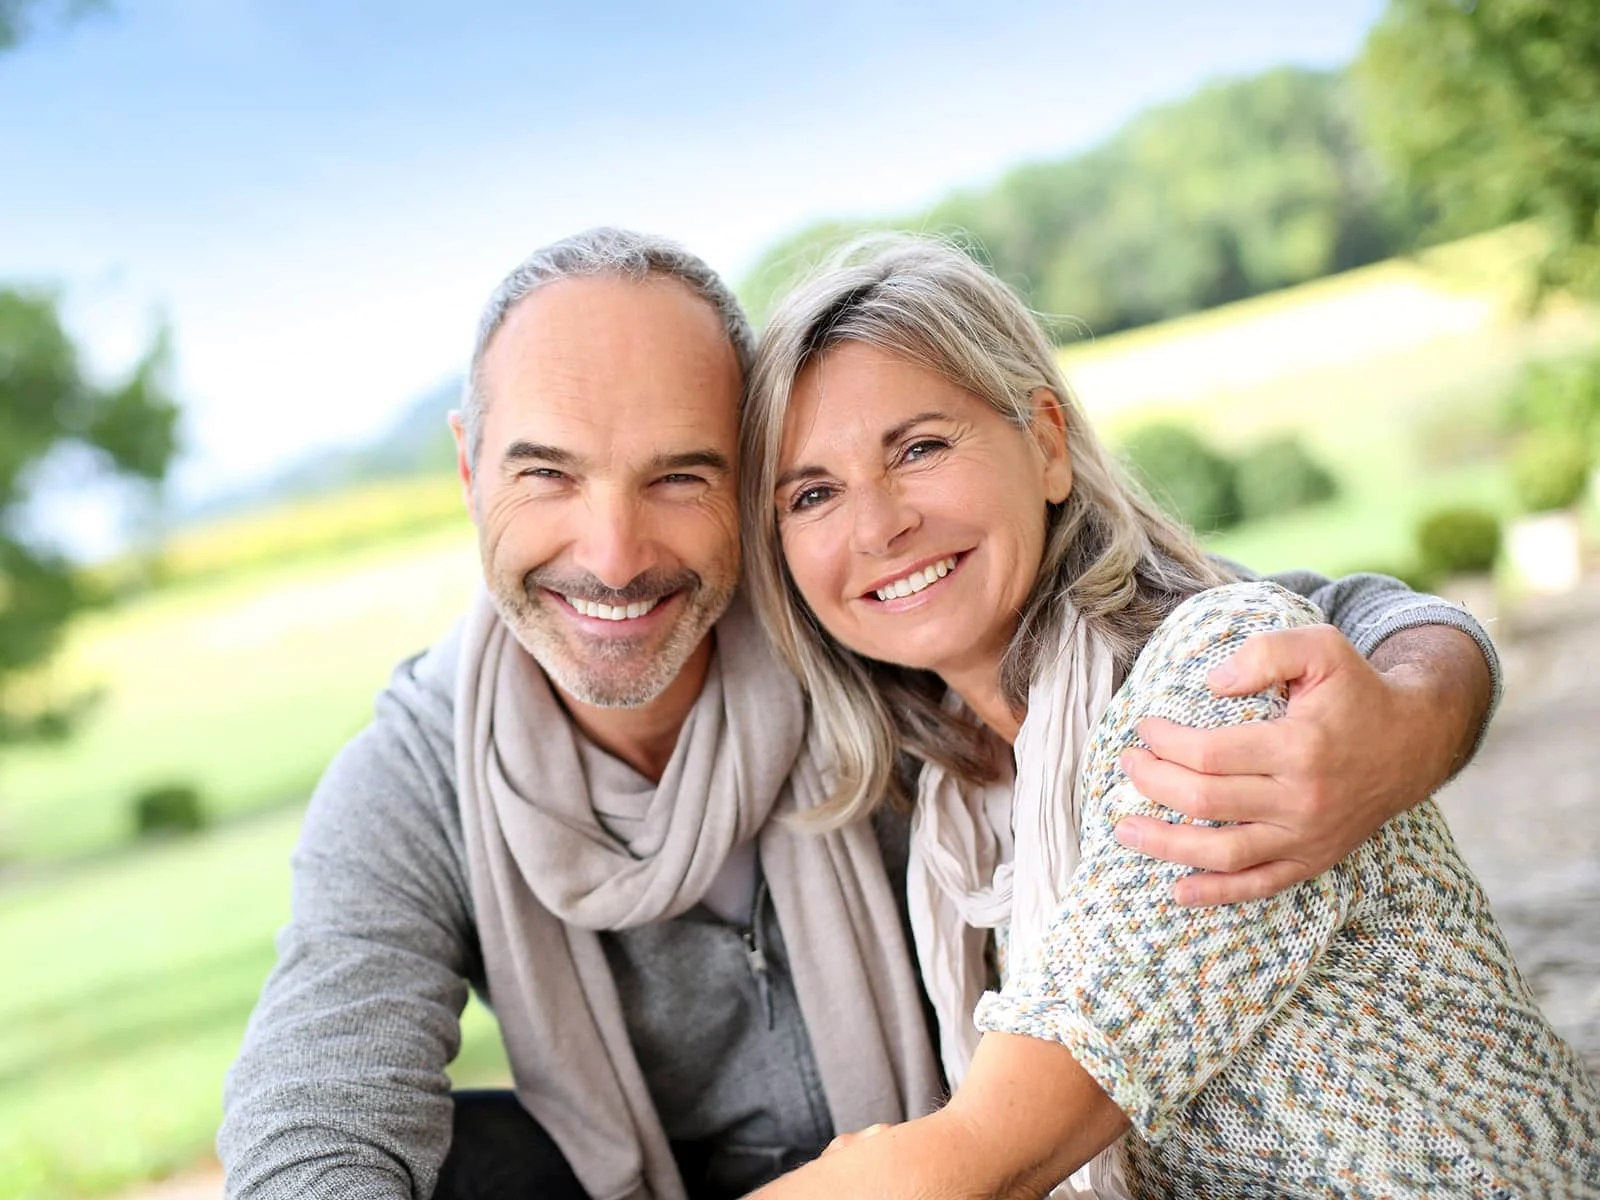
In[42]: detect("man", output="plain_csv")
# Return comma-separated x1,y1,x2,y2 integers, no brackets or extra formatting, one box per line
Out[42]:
218,228,1499,1200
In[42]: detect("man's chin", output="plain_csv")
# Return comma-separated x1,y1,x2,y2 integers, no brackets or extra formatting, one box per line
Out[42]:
519,630,692,710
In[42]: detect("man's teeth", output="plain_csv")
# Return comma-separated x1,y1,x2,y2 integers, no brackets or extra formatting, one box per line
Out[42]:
875,556,957,602
565,595,662,621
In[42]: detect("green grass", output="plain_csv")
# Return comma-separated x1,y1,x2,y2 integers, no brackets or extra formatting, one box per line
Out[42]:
1059,225,1598,575
0,525,480,864
0,807,510,1200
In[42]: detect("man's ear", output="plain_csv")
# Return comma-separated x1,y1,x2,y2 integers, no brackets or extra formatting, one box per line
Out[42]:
449,411,475,516
1029,387,1073,504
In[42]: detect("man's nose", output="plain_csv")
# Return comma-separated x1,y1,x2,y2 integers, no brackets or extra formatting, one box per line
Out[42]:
848,481,920,557
570,489,660,589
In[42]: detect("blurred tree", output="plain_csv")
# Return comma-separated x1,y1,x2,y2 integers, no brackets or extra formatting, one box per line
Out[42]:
0,291,179,744
1357,0,1600,297
0,0,103,50
2,0,162,751
738,68,1422,334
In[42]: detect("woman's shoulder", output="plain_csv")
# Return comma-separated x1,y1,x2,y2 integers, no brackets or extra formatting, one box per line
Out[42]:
1118,581,1325,704
1158,580,1325,645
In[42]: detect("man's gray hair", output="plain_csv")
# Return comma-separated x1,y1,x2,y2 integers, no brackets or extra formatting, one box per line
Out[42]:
460,227,755,467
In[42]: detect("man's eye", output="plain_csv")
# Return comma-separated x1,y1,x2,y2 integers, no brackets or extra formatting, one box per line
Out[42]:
788,484,834,512
655,473,706,487
520,467,567,481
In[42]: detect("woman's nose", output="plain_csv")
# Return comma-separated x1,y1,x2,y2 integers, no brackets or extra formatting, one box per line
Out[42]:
847,481,920,557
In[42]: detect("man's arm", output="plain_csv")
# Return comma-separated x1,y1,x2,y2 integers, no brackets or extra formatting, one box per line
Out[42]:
218,656,477,1200
1115,570,1499,906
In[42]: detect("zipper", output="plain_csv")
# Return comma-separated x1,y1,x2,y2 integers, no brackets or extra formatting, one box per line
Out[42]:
742,877,774,1030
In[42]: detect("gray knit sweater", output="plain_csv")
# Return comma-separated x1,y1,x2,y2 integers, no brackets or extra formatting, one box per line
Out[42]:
217,572,1500,1200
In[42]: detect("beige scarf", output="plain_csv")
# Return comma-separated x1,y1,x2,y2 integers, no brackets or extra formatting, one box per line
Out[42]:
907,607,1128,1197
456,589,942,1200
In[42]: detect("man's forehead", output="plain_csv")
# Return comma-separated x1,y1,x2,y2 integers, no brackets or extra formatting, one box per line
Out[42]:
479,275,740,460
490,273,727,361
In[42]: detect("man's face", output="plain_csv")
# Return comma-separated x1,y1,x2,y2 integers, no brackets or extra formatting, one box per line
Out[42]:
457,275,743,709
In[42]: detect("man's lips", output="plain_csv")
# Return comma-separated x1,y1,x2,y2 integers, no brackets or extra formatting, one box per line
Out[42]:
546,587,681,628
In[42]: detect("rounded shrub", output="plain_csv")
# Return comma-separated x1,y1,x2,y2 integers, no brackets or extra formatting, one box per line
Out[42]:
1503,355,1600,443
1415,507,1502,577
1511,430,1591,513
132,782,207,839
1119,422,1241,534
1234,435,1339,521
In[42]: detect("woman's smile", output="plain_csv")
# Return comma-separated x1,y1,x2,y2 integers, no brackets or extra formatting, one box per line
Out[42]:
861,552,964,606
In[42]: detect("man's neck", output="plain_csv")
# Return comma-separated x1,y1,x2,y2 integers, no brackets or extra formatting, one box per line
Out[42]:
557,637,715,782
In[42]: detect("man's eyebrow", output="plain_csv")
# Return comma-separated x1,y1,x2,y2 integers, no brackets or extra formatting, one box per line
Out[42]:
502,441,581,469
650,449,731,474
774,411,948,492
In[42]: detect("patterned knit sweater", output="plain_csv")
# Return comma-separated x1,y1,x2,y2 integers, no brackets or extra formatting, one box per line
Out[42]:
974,581,1600,1198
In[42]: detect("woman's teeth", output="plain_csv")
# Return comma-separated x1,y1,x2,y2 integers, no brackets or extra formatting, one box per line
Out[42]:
565,595,662,621
875,556,957,602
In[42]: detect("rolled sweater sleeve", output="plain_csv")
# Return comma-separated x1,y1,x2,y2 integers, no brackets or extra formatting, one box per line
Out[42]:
974,582,1357,1139
218,643,479,1200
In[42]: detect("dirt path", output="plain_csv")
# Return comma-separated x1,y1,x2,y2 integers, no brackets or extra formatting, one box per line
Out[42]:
118,582,1600,1199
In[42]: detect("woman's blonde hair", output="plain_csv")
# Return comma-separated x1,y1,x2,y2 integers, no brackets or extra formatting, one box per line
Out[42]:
741,233,1234,827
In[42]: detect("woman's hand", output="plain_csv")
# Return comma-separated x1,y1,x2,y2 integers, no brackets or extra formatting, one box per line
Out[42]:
821,1123,892,1156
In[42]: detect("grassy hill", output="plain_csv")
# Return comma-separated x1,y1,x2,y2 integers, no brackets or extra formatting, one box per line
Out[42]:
0,224,1595,1198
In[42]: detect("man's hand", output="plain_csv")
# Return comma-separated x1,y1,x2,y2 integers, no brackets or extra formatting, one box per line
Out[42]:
1112,623,1491,907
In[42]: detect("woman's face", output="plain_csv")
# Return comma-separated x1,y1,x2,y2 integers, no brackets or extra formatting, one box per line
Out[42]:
774,340,1072,688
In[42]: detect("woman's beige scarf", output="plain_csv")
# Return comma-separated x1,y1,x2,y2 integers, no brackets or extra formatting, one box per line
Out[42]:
456,589,942,1200
907,607,1130,1198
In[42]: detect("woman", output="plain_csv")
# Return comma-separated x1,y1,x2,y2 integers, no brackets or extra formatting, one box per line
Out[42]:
738,234,1600,1198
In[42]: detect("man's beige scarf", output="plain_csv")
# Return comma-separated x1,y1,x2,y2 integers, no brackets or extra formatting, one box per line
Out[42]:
456,590,942,1200
907,608,1130,1198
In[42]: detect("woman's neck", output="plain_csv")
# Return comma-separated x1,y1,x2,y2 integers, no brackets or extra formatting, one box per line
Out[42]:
940,663,1026,746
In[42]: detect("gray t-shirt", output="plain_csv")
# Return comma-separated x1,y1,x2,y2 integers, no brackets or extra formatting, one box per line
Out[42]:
217,571,1500,1199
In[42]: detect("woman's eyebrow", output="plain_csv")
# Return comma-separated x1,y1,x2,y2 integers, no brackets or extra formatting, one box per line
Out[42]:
774,411,951,491
880,411,947,446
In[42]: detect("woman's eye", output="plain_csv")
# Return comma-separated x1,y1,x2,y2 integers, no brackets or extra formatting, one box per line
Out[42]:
903,438,948,462
788,484,834,512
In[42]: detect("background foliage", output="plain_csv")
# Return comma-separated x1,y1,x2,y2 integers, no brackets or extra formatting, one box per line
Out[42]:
1357,0,1600,298
0,291,179,746
740,68,1435,334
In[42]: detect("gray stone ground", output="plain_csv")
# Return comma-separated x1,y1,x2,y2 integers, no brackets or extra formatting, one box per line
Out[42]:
124,582,1600,1198
1440,575,1600,1078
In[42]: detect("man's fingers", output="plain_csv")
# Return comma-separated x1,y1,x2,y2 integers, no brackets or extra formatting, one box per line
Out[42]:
1132,720,1286,780
1170,859,1311,908
1207,625,1350,697
1121,745,1282,821
1113,813,1290,874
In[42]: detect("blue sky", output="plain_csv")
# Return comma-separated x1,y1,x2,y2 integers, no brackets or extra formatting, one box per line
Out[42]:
2,0,1386,542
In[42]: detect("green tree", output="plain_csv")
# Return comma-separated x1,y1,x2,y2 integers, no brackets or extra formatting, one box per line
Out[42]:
1,0,162,750
738,68,1422,335
1356,0,1600,297
0,0,102,50
0,291,179,743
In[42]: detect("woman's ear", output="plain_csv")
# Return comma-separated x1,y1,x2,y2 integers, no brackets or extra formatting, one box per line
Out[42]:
1030,387,1073,503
